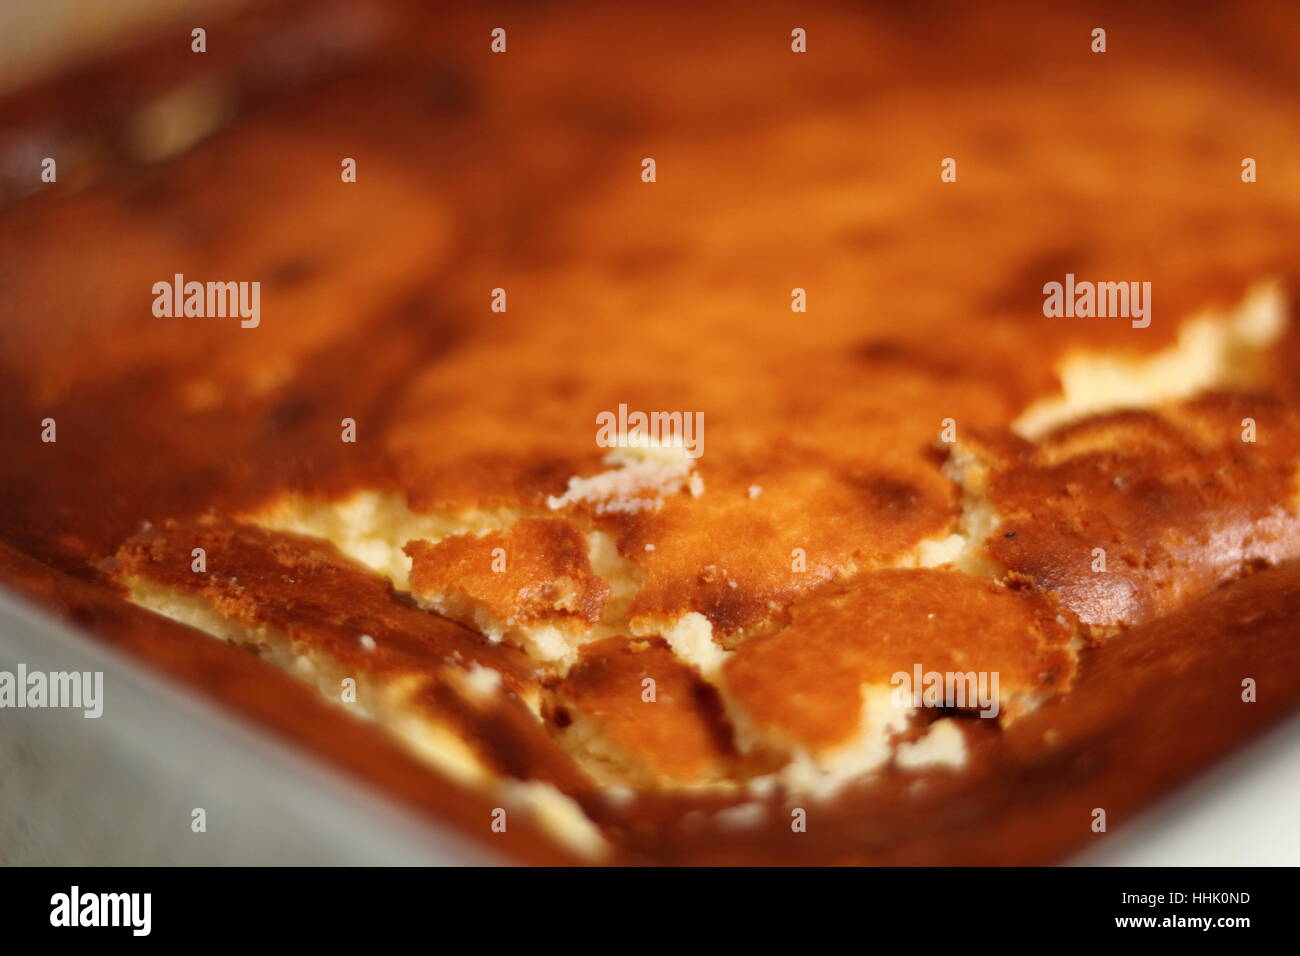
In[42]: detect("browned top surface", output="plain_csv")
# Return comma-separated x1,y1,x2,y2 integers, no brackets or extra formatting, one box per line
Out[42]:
605,558,1300,865
114,517,542,692
551,635,738,785
406,518,609,631
2,0,1299,584
112,517,603,796
609,458,955,634
973,392,1300,629
723,569,1078,752
2,0,1300,864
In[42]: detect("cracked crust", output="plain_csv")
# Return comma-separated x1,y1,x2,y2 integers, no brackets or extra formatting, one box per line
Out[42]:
406,518,611,637
962,393,1300,629
722,569,1079,757
547,635,739,787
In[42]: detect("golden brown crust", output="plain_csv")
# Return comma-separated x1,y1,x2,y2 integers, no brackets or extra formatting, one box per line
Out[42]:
970,393,1300,628
607,457,955,634
723,569,1078,753
549,636,737,785
405,518,610,632
115,518,541,692
601,559,1300,865
111,517,608,801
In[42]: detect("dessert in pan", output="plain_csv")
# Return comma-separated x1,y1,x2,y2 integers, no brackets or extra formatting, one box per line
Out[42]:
3,0,1300,865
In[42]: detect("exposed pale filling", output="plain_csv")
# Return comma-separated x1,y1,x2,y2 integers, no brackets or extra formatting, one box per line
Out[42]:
1014,281,1285,439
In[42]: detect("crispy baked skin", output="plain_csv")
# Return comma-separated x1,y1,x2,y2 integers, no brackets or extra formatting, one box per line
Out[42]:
406,518,610,633
607,460,956,635
112,518,602,792
603,559,1300,865
3,0,1300,864
4,0,1300,585
548,636,738,786
116,519,540,692
968,393,1300,629
723,569,1078,755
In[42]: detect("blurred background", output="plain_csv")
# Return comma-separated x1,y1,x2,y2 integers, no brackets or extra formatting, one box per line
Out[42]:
0,0,243,93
